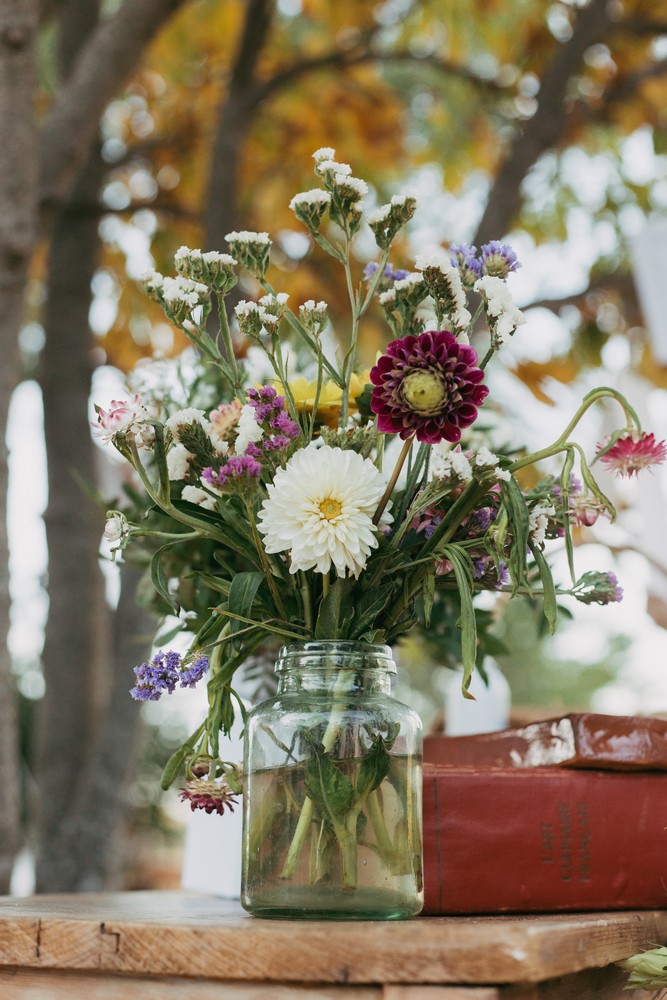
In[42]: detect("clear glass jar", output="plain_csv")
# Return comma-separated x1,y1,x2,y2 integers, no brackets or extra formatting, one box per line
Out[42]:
241,640,423,920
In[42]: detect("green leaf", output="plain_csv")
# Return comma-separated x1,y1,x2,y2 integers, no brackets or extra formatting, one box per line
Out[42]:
160,744,187,790
350,582,394,638
442,544,477,699
529,540,558,634
315,577,355,639
422,570,435,628
303,740,355,824
228,571,263,645
150,543,180,615
356,733,392,800
500,477,530,594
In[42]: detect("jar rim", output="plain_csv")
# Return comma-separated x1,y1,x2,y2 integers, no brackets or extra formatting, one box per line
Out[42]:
275,640,395,673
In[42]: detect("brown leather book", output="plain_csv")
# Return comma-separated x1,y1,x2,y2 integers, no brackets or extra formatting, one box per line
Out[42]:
424,713,667,771
422,763,667,914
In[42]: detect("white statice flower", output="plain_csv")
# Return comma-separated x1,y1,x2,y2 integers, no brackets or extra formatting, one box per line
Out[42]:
333,175,368,198
104,515,127,543
312,147,336,163
528,502,556,546
166,408,210,438
175,246,236,269
378,288,397,306
430,444,473,482
474,445,500,467
289,190,331,211
394,273,424,293
225,230,271,246
167,444,194,481
367,204,392,226
415,252,471,331
475,275,526,345
414,249,450,271
316,159,352,176
235,404,264,455
257,444,392,578
160,276,208,308
182,485,220,511
494,468,512,482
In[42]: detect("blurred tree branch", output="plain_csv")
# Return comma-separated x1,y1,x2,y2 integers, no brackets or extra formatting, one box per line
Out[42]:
474,0,613,245
39,0,188,224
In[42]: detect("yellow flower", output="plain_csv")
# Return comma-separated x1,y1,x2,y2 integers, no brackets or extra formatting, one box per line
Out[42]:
283,372,370,428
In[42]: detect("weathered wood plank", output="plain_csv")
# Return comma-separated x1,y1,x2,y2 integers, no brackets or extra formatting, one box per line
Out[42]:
0,894,665,987
0,969,381,999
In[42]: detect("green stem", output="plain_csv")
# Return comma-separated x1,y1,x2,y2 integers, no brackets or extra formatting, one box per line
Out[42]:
127,438,227,542
373,434,415,525
244,500,288,621
300,572,313,634
366,789,394,858
216,293,242,392
279,668,355,880
510,387,640,474
339,245,391,428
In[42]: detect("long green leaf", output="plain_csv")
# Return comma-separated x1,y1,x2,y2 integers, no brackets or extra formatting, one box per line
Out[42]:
529,540,558,634
500,476,530,594
315,577,355,639
228,572,264,645
442,544,477,699
150,542,181,614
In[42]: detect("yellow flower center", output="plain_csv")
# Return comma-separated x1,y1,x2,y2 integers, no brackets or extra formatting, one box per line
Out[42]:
402,370,446,414
318,497,343,521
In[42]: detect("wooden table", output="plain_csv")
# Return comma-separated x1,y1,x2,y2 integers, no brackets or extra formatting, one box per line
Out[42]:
0,892,665,999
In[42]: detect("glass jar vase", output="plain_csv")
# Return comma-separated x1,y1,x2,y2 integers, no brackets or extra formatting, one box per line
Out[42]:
241,640,423,919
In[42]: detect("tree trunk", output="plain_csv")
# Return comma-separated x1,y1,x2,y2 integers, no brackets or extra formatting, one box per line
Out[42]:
0,0,39,894
35,139,110,891
204,0,275,250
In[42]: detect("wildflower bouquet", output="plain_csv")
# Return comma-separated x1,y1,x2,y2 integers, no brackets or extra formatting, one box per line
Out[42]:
97,149,663,889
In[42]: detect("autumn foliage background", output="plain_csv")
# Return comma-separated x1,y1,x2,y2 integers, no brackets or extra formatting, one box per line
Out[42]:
1,0,667,892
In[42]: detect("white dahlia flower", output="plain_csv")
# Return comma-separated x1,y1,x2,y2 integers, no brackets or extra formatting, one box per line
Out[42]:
257,445,392,578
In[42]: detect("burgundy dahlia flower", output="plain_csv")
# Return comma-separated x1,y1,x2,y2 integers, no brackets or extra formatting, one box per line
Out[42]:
369,330,489,443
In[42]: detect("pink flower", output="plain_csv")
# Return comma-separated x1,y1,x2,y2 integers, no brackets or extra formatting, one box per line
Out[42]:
597,432,667,478
179,778,238,815
93,395,149,445
369,330,488,443
209,399,243,440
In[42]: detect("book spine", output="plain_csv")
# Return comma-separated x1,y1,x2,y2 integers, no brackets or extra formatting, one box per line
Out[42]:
422,765,667,914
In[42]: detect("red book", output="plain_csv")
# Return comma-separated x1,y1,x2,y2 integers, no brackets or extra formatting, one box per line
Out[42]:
424,713,667,771
422,763,667,914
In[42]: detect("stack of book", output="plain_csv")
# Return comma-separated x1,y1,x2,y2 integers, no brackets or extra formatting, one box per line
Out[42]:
422,713,667,914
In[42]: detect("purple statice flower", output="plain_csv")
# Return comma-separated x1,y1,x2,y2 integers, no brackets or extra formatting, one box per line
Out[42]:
218,454,263,483
471,555,509,589
496,561,510,587
573,570,624,605
270,411,300,438
131,650,182,701
246,387,300,454
450,243,482,288
467,505,497,535
130,650,209,701
480,241,520,279
363,262,410,283
263,434,293,452
552,473,583,500
179,655,209,688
